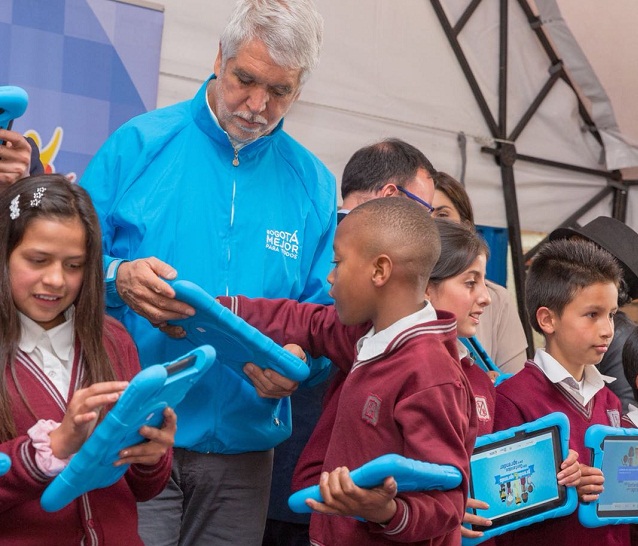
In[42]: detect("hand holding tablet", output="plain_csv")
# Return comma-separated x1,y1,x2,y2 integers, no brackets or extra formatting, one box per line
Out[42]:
463,412,577,545
288,453,462,514
168,279,310,383
40,345,215,512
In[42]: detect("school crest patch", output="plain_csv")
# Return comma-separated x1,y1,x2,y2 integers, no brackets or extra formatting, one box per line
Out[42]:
362,394,382,426
607,409,621,428
475,395,490,422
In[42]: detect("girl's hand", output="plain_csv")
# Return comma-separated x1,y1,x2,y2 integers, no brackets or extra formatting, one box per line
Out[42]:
49,381,129,459
557,449,581,487
461,498,492,538
576,464,604,502
115,407,177,467
306,466,398,524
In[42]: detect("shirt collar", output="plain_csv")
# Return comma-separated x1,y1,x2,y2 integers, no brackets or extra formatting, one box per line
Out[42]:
356,302,438,361
456,340,470,361
18,307,75,360
533,348,615,405
626,404,638,427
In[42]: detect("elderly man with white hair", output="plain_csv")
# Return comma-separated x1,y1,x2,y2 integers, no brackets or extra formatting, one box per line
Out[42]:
80,1,336,544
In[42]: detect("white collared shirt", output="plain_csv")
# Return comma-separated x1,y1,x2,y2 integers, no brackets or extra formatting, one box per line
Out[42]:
19,308,76,398
355,302,438,361
625,404,638,427
534,348,615,406
457,340,469,361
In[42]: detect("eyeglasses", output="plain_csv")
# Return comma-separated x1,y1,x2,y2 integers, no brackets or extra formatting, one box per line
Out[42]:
396,186,434,214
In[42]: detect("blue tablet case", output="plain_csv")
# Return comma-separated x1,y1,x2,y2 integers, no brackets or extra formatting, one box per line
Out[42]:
168,279,310,383
0,453,10,476
460,336,513,387
40,344,216,512
579,424,638,528
0,86,28,131
463,412,577,545
288,453,462,514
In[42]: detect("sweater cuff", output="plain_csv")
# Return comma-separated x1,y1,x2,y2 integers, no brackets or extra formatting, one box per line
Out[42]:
368,497,409,537
27,419,72,477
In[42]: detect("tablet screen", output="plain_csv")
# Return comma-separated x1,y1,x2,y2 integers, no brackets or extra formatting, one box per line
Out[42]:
596,437,638,517
165,354,197,375
469,426,565,529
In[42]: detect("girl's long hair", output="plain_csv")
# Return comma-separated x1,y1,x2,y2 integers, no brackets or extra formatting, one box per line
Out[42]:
0,174,116,441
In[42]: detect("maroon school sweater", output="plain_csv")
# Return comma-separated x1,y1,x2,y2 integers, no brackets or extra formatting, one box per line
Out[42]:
494,361,629,546
220,296,477,546
0,317,172,546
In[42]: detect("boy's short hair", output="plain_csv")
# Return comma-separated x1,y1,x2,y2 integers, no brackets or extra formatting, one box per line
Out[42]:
526,238,622,334
622,326,638,403
345,197,441,284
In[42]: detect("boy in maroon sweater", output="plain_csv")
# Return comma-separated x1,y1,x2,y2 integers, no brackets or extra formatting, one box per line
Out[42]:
494,238,629,545
218,197,477,545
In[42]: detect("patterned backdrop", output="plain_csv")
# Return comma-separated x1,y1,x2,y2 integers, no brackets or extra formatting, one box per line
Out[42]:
0,0,163,179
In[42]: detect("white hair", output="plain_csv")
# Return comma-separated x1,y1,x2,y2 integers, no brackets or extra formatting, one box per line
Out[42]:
220,0,323,85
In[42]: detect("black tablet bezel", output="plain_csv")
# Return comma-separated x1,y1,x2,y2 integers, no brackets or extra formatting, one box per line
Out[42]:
595,435,638,518
469,424,567,531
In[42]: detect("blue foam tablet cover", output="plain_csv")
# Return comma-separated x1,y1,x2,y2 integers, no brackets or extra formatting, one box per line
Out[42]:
288,453,462,514
462,412,577,545
168,279,309,383
0,86,28,130
0,453,10,476
579,424,638,528
40,345,216,512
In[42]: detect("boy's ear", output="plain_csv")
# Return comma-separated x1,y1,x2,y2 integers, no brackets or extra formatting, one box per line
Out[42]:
536,306,556,335
371,254,392,287
424,282,433,299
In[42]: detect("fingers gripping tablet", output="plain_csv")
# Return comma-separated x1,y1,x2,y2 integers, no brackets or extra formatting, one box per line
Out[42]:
288,453,463,514
40,345,216,512
168,279,309,383
462,412,577,546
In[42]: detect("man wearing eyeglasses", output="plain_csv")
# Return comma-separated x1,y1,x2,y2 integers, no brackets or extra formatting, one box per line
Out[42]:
337,138,436,224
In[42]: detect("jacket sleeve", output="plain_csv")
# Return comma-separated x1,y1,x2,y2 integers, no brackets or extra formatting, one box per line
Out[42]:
80,129,141,312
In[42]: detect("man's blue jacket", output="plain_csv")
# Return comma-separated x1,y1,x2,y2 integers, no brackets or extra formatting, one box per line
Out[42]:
81,76,336,454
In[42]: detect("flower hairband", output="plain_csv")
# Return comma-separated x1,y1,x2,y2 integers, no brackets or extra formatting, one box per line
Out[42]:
9,187,46,220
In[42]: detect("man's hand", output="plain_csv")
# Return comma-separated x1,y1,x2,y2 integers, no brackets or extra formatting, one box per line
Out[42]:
0,129,32,186
116,258,194,326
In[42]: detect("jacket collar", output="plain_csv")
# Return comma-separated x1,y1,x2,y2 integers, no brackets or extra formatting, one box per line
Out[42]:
191,74,285,157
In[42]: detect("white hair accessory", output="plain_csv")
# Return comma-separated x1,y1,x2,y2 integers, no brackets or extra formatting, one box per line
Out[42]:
9,195,20,220
30,187,46,207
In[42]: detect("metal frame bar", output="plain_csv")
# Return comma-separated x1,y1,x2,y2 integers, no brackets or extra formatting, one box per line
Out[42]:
430,0,629,356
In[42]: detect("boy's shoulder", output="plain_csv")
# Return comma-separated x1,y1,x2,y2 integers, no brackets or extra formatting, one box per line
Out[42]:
496,361,545,397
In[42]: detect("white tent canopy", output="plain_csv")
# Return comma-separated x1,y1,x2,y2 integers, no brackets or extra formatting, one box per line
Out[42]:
154,0,638,234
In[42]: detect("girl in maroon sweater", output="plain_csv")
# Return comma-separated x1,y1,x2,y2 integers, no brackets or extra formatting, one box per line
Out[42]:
0,175,175,546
